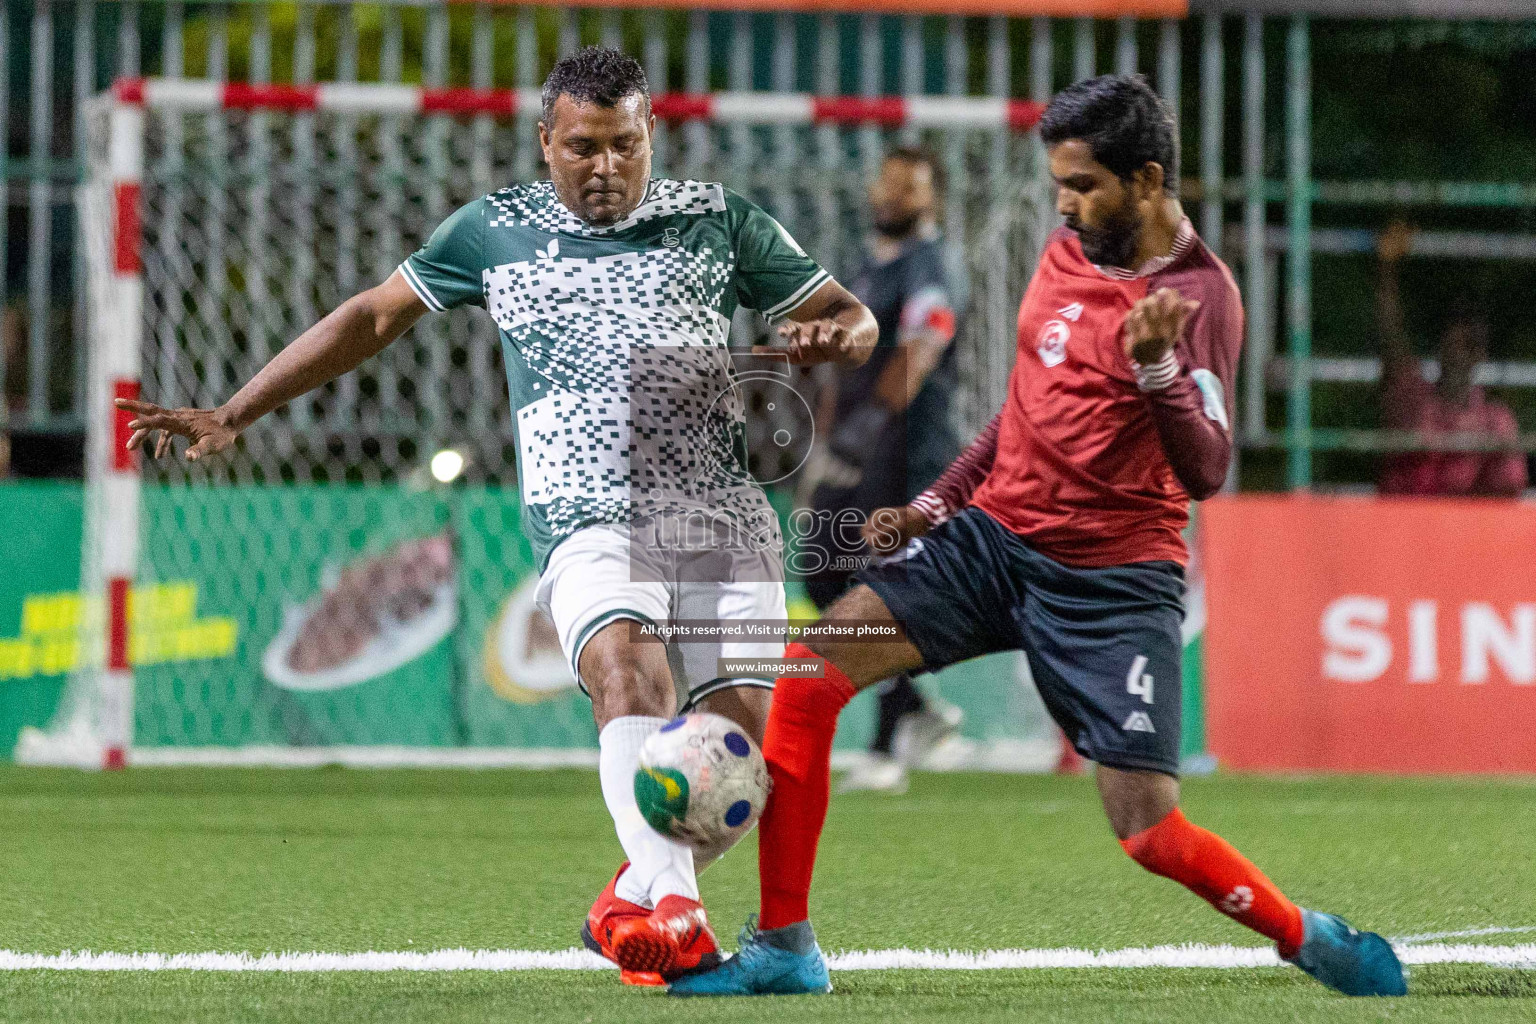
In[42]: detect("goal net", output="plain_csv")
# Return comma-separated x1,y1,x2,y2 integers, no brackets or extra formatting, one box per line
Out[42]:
20,80,1057,768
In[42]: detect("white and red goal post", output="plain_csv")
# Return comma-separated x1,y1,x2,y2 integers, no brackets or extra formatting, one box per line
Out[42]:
98,97,149,770
109,76,1046,131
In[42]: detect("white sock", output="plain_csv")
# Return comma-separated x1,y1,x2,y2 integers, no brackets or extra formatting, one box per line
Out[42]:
598,716,699,906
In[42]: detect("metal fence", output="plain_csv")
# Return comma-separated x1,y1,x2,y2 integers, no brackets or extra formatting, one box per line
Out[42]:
7,1,1536,487
4,3,1198,429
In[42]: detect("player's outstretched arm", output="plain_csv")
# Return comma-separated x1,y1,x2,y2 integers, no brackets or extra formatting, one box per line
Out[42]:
754,280,877,367
117,271,429,461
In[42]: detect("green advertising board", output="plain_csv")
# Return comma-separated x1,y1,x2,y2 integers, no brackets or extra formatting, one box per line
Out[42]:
0,482,1206,762
0,484,85,749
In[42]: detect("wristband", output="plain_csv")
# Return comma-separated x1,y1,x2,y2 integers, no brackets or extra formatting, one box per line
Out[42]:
909,491,950,525
1132,350,1180,392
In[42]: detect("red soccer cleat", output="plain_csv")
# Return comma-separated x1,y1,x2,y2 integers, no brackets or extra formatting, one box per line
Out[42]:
608,894,723,979
581,863,664,986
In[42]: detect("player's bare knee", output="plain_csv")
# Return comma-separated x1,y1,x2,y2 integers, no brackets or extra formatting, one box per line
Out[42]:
588,663,675,724
798,584,923,688
581,621,676,725
821,582,894,623
1097,765,1180,842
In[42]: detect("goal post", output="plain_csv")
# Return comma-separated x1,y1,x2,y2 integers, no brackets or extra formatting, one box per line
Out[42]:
19,78,1057,770
15,96,147,770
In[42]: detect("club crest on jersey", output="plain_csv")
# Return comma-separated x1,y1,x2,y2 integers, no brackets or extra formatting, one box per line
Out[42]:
1037,319,1071,368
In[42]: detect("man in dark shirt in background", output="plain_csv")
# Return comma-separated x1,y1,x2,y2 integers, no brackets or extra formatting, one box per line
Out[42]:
1375,221,1526,497
801,147,963,793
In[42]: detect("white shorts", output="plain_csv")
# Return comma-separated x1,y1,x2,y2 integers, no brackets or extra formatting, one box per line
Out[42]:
535,517,787,710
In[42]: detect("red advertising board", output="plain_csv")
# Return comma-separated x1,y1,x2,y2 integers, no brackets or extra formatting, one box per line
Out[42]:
1203,495,1536,773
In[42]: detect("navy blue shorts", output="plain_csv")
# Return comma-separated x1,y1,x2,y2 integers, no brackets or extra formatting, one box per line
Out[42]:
855,507,1186,775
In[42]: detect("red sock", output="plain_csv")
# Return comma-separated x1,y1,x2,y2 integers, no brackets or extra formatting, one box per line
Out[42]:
1121,808,1306,959
757,642,856,930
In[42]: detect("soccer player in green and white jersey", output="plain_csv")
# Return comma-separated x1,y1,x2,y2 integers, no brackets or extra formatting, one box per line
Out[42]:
117,47,877,984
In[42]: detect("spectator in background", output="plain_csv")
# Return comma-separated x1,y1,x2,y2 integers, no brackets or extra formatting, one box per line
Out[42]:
802,147,963,794
1376,221,1527,497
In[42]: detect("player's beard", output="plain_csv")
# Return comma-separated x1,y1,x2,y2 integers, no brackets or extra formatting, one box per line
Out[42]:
1070,198,1142,269
872,208,922,240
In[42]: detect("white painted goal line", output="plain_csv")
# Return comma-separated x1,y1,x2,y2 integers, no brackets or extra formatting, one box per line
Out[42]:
1392,924,1536,944
3,943,1533,972
77,745,1059,773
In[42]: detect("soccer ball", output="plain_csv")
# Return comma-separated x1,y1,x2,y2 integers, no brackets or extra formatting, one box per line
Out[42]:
634,713,769,852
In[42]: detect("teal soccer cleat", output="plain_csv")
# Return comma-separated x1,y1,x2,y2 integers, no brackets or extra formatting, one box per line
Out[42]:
1285,909,1408,996
667,917,832,997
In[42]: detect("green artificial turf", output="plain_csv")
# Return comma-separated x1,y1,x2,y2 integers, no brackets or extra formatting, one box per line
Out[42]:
2,768,1532,1022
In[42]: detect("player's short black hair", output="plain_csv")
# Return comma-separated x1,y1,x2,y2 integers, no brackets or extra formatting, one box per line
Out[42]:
884,145,947,200
541,46,650,126
1038,74,1179,194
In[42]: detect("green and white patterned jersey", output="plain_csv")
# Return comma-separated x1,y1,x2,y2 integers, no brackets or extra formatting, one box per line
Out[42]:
399,178,830,570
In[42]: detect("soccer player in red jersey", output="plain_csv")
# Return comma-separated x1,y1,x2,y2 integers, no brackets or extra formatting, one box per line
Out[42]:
672,75,1407,999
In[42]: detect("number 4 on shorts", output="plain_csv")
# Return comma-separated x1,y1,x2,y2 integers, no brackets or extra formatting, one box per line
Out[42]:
1126,655,1154,705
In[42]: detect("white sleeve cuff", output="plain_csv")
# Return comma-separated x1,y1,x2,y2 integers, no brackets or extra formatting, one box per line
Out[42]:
909,492,950,525
1132,350,1181,392
398,260,447,313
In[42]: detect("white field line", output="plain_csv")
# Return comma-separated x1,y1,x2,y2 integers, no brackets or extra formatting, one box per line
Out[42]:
115,746,1058,773
2,943,1533,972
1394,925,1536,944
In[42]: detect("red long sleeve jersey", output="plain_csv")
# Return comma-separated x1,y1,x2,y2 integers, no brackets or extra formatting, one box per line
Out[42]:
925,223,1243,568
